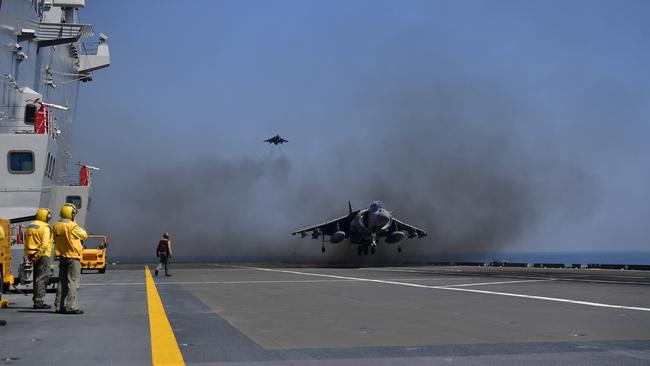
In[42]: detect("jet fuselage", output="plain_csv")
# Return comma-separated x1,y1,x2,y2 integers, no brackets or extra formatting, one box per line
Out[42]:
348,203,392,245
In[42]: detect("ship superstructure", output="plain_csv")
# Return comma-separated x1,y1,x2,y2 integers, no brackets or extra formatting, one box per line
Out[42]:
0,0,110,280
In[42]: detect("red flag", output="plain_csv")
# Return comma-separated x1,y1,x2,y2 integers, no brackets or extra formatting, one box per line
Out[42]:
34,104,47,134
79,165,89,186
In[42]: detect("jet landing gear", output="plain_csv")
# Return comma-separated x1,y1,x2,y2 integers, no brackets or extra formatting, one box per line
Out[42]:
370,234,377,255
357,245,375,255
397,245,402,253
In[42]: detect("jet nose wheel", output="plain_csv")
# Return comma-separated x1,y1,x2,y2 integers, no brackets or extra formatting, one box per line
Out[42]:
321,246,325,253
370,244,376,255
397,246,402,253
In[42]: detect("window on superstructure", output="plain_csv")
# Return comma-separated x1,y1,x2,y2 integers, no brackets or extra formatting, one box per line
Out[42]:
24,104,37,125
66,196,82,209
8,151,35,174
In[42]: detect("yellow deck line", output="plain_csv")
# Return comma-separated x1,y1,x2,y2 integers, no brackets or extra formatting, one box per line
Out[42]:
145,266,185,365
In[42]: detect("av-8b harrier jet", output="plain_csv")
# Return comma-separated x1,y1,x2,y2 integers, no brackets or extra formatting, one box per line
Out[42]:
264,134,288,145
292,201,427,255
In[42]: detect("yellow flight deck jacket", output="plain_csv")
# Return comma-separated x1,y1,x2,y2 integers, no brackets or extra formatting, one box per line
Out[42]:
25,220,52,259
53,219,88,260
0,225,4,240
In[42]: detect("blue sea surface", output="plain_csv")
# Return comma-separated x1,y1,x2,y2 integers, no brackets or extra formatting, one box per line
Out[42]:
474,251,650,265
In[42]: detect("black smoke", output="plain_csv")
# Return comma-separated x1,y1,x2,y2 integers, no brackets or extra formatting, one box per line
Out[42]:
86,76,597,264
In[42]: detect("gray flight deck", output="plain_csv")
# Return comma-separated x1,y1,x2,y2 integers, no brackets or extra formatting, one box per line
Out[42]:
2,264,650,365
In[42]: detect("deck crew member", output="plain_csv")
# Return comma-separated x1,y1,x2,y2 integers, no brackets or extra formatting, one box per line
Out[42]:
53,203,87,314
155,232,173,277
25,208,53,309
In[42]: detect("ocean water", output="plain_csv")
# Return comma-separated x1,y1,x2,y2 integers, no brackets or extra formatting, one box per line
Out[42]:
474,251,650,265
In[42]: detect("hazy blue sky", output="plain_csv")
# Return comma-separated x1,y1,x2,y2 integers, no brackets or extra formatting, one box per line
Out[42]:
73,1,650,257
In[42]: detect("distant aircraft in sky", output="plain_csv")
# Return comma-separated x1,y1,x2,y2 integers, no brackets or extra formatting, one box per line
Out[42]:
292,201,427,255
264,134,288,145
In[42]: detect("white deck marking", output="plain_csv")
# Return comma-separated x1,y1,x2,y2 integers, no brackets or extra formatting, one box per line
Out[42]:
562,279,650,285
170,278,452,284
242,266,650,312
80,280,354,286
362,267,552,281
440,279,554,287
79,278,451,286
361,267,650,285
167,279,356,285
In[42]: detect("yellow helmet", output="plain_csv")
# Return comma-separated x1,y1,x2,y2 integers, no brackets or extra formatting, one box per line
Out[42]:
36,208,52,222
60,203,77,220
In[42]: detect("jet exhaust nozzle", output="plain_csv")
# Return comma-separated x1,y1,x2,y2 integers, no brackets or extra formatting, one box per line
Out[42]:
330,231,346,243
385,231,405,244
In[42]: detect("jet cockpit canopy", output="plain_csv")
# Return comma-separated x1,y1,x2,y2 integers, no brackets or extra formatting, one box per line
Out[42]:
369,201,385,212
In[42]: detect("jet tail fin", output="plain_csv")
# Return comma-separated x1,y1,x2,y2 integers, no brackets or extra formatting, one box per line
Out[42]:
348,200,352,215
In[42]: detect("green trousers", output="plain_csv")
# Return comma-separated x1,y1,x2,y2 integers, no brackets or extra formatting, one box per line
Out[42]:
32,256,50,306
56,258,81,311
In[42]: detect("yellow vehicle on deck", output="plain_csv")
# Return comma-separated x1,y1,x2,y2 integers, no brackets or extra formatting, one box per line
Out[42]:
81,235,108,274
0,218,13,293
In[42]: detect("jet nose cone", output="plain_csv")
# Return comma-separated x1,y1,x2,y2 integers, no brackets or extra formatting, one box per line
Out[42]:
375,210,391,227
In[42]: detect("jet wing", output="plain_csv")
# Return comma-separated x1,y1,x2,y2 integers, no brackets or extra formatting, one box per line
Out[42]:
292,211,360,238
279,138,288,143
391,217,428,238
